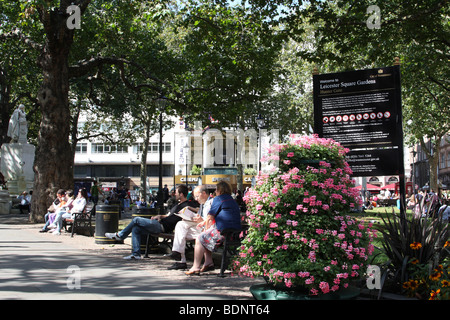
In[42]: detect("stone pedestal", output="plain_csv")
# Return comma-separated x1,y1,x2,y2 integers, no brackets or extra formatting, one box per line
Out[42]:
0,190,12,215
1,143,35,196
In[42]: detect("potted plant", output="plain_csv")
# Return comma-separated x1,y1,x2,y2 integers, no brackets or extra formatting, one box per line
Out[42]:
233,135,377,299
190,165,202,175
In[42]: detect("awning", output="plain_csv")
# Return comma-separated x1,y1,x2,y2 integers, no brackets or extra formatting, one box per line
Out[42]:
355,183,381,191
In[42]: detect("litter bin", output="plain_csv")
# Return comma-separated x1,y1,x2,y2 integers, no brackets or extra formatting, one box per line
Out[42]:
132,207,159,254
95,205,121,244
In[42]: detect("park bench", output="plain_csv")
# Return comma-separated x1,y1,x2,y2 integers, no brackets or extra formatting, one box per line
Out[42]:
63,203,96,237
144,227,243,277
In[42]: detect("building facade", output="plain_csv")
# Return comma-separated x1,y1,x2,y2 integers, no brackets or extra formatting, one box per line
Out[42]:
73,118,263,196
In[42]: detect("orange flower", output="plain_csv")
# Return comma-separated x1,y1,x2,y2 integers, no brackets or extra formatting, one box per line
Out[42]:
429,289,441,300
403,280,418,291
429,272,442,281
409,280,419,290
410,258,419,265
444,241,450,248
441,280,450,288
410,242,422,250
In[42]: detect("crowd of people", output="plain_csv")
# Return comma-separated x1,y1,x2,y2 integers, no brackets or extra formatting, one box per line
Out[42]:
39,188,89,235
104,181,242,275
361,187,449,221
34,181,243,275
407,189,450,220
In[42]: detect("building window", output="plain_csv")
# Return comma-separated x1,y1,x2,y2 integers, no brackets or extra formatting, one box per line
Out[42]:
440,152,446,169
92,143,128,154
75,143,88,153
133,142,172,154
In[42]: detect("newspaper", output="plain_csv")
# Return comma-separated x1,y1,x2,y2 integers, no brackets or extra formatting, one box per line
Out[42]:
174,207,197,222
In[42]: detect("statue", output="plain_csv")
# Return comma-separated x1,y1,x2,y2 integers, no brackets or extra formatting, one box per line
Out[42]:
7,104,28,143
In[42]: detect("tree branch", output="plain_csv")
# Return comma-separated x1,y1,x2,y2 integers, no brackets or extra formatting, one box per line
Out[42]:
0,28,43,51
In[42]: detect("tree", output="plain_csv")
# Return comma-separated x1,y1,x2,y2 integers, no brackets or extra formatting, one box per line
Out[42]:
0,2,42,146
245,0,449,191
1,0,283,221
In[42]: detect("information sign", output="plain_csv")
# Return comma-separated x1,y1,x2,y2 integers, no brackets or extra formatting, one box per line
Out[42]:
313,66,404,177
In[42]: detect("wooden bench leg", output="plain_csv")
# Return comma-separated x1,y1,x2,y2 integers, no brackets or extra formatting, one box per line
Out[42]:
145,234,151,258
71,217,76,237
218,234,229,278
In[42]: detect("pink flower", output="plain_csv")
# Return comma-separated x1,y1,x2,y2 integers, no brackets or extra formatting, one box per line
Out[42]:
269,222,278,228
298,272,310,278
319,281,330,293
287,152,294,158
305,277,314,284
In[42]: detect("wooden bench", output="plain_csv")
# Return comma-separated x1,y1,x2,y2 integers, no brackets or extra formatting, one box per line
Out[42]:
63,203,96,237
144,228,243,277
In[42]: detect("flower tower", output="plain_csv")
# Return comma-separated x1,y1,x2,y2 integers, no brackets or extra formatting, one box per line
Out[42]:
233,135,376,297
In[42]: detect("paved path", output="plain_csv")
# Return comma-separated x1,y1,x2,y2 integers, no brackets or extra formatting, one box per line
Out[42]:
0,220,230,300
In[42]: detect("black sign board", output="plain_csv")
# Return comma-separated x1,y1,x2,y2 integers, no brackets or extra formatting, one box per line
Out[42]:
313,66,404,177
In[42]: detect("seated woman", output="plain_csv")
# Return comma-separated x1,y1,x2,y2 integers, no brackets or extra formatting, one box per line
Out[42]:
40,189,66,232
51,188,88,235
185,181,241,275
48,190,74,234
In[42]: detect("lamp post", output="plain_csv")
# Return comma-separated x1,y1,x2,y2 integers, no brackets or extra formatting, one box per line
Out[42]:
256,114,265,173
156,97,167,215
183,142,189,187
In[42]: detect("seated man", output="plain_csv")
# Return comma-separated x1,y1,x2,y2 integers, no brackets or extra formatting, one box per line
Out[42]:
168,185,213,270
17,191,32,214
105,184,198,260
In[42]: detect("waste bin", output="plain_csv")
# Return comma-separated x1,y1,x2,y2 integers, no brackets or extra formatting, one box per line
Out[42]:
95,205,121,244
132,207,159,254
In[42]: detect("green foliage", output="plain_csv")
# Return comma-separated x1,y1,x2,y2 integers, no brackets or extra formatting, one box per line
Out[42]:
379,210,449,295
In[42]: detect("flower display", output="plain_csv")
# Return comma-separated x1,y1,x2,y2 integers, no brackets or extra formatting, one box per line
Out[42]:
233,135,376,296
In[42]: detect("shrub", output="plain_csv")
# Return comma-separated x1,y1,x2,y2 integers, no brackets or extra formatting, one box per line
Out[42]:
380,208,449,298
233,135,377,296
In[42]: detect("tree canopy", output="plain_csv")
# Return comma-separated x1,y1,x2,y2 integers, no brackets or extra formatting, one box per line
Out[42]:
1,0,448,218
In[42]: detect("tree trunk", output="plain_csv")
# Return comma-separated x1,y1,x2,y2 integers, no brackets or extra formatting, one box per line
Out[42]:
420,136,441,194
30,9,75,222
429,148,440,193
